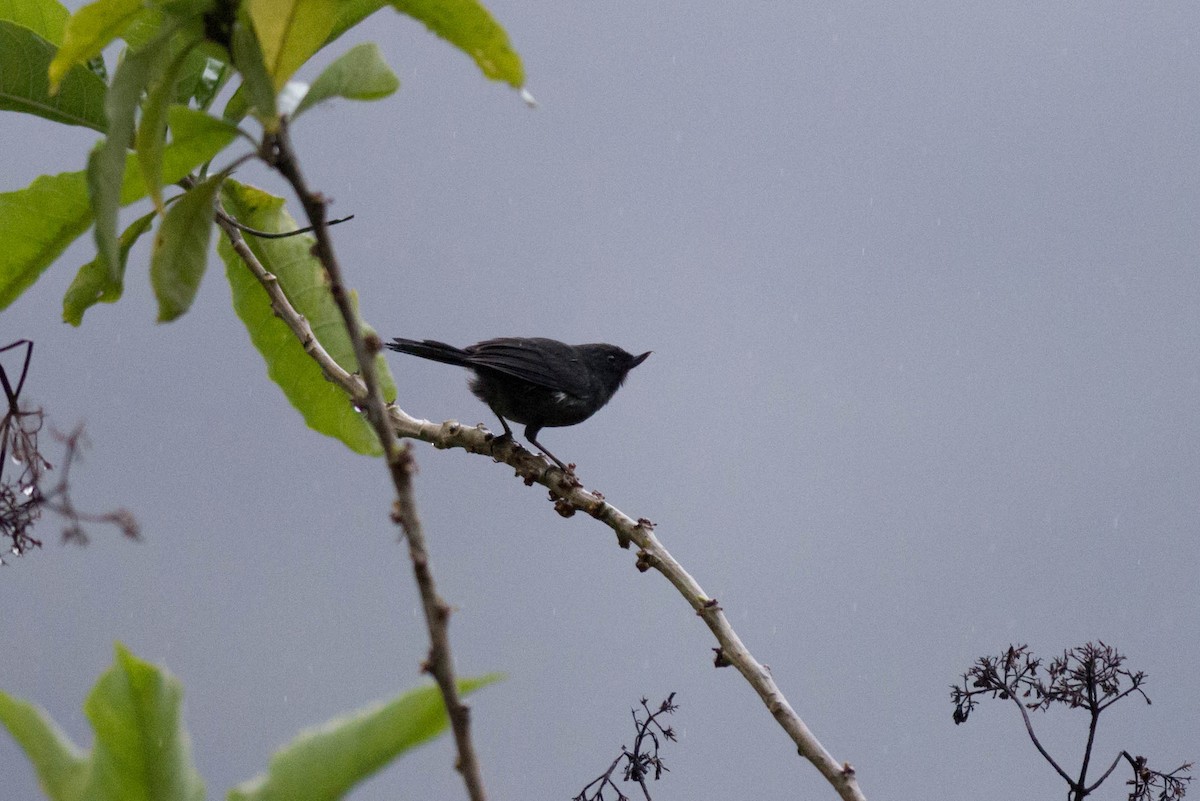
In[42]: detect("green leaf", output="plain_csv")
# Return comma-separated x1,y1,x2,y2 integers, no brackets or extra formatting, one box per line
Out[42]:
0,20,108,131
175,50,230,110
115,3,164,50
90,24,177,281
150,170,224,322
218,179,396,456
0,168,93,311
0,106,237,312
0,689,89,801
136,36,202,213
161,102,242,164
82,643,205,801
48,0,143,92
228,675,500,801
325,0,385,47
389,0,522,88
220,82,249,122
224,0,384,124
63,210,155,325
229,14,275,122
0,0,70,45
293,42,397,117
246,0,337,90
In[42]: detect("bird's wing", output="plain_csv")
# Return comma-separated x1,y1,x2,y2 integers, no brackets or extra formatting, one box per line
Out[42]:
465,338,591,396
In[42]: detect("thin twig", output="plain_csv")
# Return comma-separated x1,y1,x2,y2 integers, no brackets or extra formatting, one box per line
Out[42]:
1010,694,1074,785
248,117,488,801
1084,751,1125,794
216,207,354,239
1077,668,1100,791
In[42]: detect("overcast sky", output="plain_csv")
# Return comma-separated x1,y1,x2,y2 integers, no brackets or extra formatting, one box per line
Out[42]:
4,2,1199,799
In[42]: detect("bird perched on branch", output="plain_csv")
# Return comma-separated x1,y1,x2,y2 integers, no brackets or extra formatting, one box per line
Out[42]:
386,336,651,471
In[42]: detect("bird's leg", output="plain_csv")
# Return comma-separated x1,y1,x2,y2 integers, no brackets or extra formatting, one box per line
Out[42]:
524,425,569,471
484,407,521,462
485,405,515,442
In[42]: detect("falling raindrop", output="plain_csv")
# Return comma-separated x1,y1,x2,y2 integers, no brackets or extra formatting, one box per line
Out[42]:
519,87,538,108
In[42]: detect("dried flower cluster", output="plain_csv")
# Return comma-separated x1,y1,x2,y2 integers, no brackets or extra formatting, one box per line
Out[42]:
575,694,679,801
1,340,138,562
952,642,1191,801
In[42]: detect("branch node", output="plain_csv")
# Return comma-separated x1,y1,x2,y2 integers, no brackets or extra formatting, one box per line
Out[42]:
553,496,577,517
635,549,658,572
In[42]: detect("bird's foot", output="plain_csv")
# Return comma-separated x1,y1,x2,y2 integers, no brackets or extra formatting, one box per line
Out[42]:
486,430,515,461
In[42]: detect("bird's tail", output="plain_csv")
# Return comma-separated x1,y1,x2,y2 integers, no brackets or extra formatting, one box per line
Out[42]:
386,338,472,367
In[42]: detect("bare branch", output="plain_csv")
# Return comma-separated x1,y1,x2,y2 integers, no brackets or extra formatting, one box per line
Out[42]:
227,118,489,801
383,408,868,801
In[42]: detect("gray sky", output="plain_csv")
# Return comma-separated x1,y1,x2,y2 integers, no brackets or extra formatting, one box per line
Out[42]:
4,2,1199,799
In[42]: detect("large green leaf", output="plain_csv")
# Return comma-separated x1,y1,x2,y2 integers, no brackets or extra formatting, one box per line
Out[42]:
62,210,155,325
0,0,70,45
293,42,397,118
48,0,142,91
150,170,223,322
246,0,337,89
228,675,500,801
0,105,238,312
0,689,89,801
389,0,522,88
218,180,397,456
0,20,107,131
81,643,205,801
0,169,92,312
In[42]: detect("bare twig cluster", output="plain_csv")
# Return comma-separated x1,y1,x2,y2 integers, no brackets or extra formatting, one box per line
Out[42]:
1,340,138,562
575,694,679,801
952,642,1192,801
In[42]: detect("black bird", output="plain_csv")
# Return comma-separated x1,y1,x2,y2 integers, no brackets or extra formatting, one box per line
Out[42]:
386,337,651,470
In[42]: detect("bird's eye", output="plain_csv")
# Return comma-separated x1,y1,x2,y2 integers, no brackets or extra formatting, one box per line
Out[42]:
608,354,616,364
